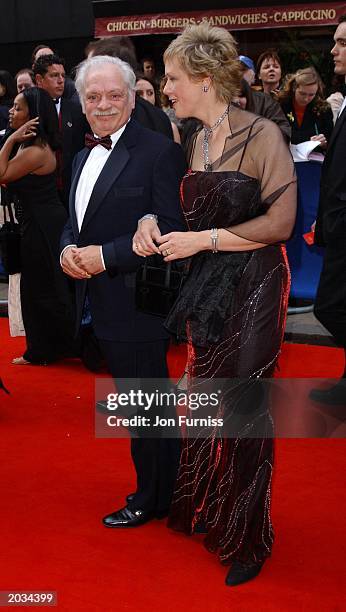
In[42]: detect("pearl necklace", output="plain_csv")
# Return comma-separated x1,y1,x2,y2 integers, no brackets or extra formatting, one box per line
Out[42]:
202,104,230,171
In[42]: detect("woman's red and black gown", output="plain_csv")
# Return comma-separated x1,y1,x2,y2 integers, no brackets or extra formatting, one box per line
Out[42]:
166,110,297,566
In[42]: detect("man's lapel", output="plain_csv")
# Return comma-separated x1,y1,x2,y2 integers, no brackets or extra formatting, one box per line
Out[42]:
326,104,346,152
80,120,139,233
69,148,90,238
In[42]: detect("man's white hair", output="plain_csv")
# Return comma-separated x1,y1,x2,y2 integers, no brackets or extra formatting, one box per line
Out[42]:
75,55,136,111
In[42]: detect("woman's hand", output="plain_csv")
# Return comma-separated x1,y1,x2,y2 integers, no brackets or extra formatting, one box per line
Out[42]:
10,117,39,143
158,231,207,261
132,219,161,257
310,133,327,149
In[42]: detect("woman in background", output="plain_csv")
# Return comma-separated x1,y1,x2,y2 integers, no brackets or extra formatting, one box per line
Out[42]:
135,73,181,144
256,49,282,95
278,66,333,149
135,73,159,106
0,87,75,364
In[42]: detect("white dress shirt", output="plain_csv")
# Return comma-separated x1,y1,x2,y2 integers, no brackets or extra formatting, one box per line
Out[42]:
61,122,128,269
54,98,61,115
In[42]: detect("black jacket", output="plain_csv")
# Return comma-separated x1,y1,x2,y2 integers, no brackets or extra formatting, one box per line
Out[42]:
61,119,186,341
315,105,346,246
280,98,334,145
133,97,173,140
59,98,90,208
242,81,291,143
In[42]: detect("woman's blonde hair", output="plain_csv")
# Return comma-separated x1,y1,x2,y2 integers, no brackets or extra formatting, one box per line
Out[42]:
163,22,241,103
278,66,329,112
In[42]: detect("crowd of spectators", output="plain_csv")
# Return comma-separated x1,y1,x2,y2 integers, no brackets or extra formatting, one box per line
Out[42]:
1,17,345,590
0,31,344,362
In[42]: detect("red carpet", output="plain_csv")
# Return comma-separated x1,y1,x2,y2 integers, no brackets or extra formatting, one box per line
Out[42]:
0,317,345,611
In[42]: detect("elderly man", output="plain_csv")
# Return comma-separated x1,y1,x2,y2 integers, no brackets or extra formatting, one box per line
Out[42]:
311,15,346,406
60,55,186,527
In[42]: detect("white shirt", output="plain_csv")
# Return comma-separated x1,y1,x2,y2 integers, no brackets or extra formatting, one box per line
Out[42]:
54,98,61,115
61,122,128,269
75,125,127,231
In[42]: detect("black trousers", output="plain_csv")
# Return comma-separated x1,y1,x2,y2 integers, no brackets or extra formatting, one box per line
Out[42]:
314,242,346,351
99,338,181,515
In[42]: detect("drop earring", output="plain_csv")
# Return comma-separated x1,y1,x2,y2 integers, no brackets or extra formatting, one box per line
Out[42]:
203,85,209,93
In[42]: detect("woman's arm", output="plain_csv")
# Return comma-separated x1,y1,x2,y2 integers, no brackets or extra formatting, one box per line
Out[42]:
134,120,297,260
0,118,46,183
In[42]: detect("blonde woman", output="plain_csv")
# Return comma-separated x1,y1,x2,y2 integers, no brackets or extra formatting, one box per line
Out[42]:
133,23,296,586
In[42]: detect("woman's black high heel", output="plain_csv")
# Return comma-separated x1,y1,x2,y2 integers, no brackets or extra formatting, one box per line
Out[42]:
225,560,264,587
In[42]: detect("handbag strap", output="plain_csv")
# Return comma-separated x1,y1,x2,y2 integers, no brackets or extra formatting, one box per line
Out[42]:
165,262,171,288
2,202,16,225
1,188,16,225
140,258,172,288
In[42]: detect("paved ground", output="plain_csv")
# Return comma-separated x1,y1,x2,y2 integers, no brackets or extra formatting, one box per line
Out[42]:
0,282,7,301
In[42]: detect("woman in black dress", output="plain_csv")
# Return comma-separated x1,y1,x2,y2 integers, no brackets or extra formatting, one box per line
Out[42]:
133,23,297,587
0,87,75,364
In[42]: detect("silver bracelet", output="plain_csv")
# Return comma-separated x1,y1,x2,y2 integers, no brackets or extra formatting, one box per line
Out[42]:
137,214,158,227
210,228,219,253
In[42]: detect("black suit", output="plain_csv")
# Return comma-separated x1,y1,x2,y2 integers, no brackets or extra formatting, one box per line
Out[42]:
61,119,186,513
314,103,346,349
59,98,90,208
133,96,173,140
281,99,334,146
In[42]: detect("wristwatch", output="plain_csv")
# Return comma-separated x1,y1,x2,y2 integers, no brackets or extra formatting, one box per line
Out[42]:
137,214,158,227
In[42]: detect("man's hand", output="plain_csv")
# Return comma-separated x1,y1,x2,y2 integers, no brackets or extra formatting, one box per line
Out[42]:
72,245,105,276
132,219,161,257
61,246,91,279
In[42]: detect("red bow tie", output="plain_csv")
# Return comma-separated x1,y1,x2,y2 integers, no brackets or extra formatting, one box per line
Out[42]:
85,133,112,150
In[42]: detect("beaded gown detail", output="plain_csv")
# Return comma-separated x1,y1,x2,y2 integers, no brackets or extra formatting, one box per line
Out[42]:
9,172,75,363
166,112,296,565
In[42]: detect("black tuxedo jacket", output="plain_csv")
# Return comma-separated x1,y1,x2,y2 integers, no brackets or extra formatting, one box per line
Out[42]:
133,96,173,140
60,119,186,342
60,98,90,207
315,104,346,246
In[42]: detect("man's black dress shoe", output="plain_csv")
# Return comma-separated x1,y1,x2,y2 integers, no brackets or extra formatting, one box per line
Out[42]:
309,380,346,406
102,505,153,528
225,561,264,587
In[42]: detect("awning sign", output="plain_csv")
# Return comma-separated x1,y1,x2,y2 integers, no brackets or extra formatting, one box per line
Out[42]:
95,3,346,37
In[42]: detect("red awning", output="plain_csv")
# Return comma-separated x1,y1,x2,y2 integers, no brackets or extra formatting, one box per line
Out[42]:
95,2,346,37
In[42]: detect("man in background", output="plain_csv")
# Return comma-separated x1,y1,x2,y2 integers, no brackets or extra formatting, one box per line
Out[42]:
33,54,89,208
311,15,346,407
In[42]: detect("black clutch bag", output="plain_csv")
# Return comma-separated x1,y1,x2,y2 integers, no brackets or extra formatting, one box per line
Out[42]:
135,254,186,317
0,192,21,275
